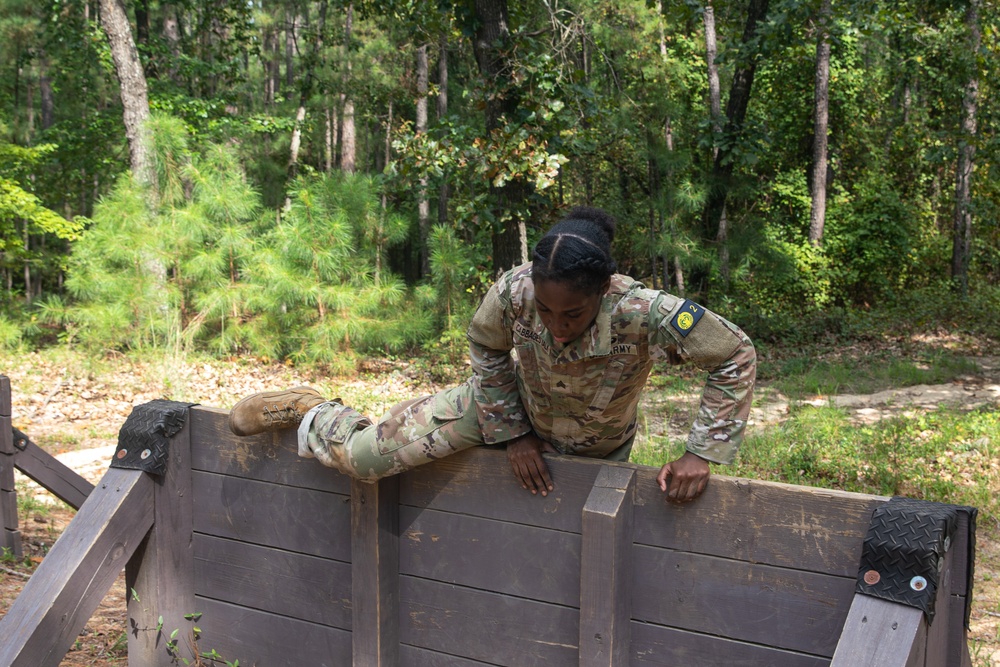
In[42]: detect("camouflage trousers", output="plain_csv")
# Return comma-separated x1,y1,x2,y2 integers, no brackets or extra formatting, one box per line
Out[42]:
297,378,486,481
297,376,638,481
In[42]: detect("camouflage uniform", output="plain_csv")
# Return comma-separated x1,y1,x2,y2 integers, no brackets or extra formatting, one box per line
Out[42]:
299,263,756,480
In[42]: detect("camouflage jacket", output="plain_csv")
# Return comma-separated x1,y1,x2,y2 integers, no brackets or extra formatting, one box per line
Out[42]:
466,263,756,464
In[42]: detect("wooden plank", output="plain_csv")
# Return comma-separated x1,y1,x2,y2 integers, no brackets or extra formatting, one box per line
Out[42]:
190,406,351,494
1,527,20,559
401,448,886,579
945,511,975,665
0,467,153,667
399,505,580,606
193,533,352,629
193,596,352,667
631,545,855,656
400,576,579,666
829,595,926,667
400,447,603,532
580,465,635,667
0,453,14,491
191,469,351,561
950,596,973,667
1,381,19,557
401,645,503,666
352,476,400,667
0,377,8,411
1,488,16,530
631,621,830,667
11,432,94,509
925,542,957,667
633,471,886,576
126,414,197,666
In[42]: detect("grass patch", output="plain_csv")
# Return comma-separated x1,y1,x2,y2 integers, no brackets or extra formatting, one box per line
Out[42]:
762,352,981,399
633,404,1000,524
730,405,1000,523
15,480,52,520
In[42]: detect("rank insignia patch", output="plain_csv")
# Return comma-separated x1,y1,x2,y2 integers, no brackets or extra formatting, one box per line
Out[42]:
671,300,705,337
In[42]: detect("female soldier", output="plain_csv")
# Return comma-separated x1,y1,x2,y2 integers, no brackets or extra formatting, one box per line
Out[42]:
228,206,756,502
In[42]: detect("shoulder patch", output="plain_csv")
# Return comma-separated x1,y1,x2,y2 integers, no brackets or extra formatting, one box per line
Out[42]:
670,300,705,337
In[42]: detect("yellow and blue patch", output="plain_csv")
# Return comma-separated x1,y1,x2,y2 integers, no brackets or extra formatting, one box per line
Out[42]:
670,300,705,337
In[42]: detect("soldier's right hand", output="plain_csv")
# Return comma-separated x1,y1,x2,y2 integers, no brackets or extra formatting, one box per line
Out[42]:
506,433,558,497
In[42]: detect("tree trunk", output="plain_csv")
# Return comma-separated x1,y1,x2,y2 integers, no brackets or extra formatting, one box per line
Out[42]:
437,33,449,225
135,0,149,46
808,0,831,246
702,0,731,285
163,8,181,82
471,0,530,274
701,0,770,243
285,7,297,92
325,102,337,172
383,101,393,210
416,43,430,277
286,0,328,208
99,0,153,186
340,2,356,174
264,26,278,105
134,0,156,78
22,224,31,305
25,69,34,136
648,157,658,290
951,0,980,294
704,1,722,142
39,52,54,130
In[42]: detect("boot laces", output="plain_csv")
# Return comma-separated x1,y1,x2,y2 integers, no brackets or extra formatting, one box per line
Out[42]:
263,402,304,426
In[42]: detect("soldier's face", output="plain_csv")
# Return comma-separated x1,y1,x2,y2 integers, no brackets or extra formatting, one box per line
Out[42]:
534,279,608,345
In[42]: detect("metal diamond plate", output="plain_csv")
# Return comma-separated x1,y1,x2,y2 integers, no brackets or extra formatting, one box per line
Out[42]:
110,400,196,476
856,496,976,625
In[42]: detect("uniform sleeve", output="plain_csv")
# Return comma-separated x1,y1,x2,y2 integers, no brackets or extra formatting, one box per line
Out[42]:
649,294,757,465
466,277,532,444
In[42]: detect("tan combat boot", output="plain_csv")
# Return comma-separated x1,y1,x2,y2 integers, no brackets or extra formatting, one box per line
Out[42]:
228,386,327,436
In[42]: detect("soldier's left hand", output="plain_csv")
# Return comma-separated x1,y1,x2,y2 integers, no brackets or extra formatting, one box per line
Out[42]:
656,452,710,503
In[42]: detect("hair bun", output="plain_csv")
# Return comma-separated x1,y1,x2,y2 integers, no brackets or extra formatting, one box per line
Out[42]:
565,206,616,244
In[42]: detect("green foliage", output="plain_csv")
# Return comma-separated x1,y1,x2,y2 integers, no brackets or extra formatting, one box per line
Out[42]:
731,405,1000,521
0,0,997,361
59,117,433,362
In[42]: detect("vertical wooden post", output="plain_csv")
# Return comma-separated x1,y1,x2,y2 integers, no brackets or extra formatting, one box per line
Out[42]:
947,513,975,667
0,375,21,559
829,595,927,666
125,414,196,666
351,476,400,666
579,465,635,667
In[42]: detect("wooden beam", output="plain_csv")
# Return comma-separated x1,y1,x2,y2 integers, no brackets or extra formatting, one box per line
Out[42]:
352,476,400,666
126,414,196,666
0,467,153,667
947,513,974,667
579,465,635,667
0,376,19,559
11,429,94,509
830,595,926,667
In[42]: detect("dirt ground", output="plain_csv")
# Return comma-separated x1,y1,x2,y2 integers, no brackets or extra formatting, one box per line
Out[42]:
1,352,999,665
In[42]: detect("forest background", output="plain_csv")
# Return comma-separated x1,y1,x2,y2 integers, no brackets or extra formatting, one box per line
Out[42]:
0,0,997,364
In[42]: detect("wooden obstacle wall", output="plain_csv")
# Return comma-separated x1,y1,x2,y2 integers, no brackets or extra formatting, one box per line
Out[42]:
0,400,977,667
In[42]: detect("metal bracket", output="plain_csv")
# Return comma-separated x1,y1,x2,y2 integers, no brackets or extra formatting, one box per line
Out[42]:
856,496,977,625
11,428,28,452
110,400,196,477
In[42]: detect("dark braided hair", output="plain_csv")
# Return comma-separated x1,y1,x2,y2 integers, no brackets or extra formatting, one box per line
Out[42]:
532,206,618,295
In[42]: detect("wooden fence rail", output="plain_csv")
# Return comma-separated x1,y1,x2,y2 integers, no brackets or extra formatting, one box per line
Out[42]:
0,392,979,667
0,377,95,559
